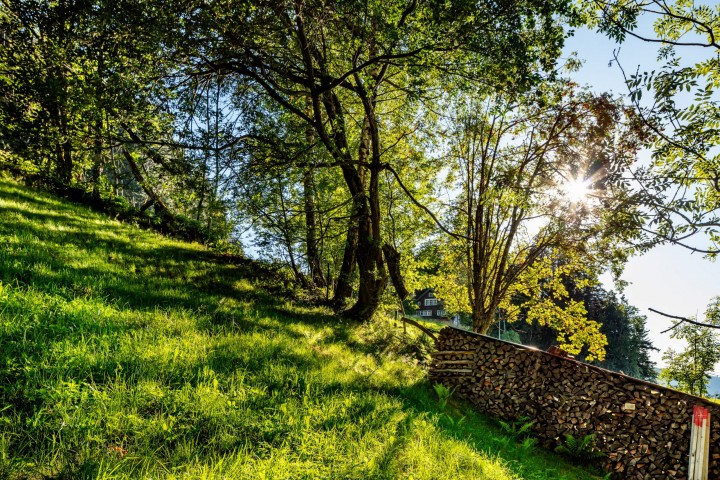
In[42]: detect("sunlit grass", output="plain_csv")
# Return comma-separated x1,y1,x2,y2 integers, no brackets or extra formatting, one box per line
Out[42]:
0,180,604,479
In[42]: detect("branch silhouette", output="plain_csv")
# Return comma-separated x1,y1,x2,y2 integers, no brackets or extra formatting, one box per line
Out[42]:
649,308,720,333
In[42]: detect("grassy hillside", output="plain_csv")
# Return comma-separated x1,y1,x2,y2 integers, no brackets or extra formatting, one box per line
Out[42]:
0,180,603,479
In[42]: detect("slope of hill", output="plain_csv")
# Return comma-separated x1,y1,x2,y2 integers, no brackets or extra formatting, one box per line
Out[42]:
0,180,603,479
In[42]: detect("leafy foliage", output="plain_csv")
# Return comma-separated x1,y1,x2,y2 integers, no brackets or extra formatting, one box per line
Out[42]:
555,433,606,461
499,416,536,442
659,296,720,397
428,82,648,358
0,0,680,330
168,0,580,320
502,281,657,378
0,0,237,243
586,289,658,380
585,0,720,256
433,383,453,412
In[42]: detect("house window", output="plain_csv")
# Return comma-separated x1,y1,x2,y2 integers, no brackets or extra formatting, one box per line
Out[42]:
424,298,438,306
419,310,432,316
437,310,446,317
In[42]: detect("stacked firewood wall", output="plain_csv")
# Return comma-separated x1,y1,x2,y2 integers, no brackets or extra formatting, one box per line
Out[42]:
429,327,720,479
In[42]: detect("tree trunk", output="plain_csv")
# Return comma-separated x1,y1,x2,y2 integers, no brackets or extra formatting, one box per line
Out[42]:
303,167,325,287
107,111,118,196
49,62,72,185
91,52,104,199
276,177,309,288
58,137,73,184
472,300,496,334
332,215,359,309
383,243,409,300
196,162,207,223
342,110,387,321
342,191,387,321
91,116,102,198
285,233,308,288
306,66,386,319
331,115,371,310
471,250,496,334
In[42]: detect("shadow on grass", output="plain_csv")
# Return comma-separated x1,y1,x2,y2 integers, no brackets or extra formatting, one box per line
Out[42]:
0,182,606,480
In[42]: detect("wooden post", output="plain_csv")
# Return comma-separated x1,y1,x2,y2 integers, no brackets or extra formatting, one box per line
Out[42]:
689,405,710,480
689,408,699,478
703,410,711,479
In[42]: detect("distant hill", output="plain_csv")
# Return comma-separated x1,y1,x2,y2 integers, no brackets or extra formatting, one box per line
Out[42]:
654,368,720,398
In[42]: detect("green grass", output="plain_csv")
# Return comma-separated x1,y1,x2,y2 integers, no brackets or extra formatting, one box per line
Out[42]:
0,180,604,479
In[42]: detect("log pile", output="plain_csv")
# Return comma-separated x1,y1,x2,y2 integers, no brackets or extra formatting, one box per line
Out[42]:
429,327,720,479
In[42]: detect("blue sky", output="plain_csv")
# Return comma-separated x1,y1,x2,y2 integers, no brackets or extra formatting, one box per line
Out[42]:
563,23,719,369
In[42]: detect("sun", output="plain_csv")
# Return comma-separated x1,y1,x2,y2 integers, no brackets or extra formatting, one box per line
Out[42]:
561,177,592,203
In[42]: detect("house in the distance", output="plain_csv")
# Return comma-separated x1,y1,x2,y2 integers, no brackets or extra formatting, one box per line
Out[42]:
413,288,449,320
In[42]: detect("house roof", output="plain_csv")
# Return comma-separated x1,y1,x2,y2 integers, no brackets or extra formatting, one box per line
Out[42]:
413,288,433,301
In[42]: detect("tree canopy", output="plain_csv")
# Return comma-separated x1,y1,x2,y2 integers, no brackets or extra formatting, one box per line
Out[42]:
169,0,576,320
585,0,720,257
4,0,715,361
659,297,720,396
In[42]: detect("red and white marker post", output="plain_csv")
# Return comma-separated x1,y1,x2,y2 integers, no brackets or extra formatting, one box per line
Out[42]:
689,405,711,480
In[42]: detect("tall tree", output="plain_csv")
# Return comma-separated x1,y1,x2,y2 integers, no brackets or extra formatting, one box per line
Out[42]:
0,0,84,182
0,1,238,241
494,281,657,376
583,288,657,380
659,296,720,396
178,0,573,320
433,83,646,352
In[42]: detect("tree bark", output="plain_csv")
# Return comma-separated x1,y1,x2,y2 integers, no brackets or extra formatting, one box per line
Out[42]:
292,10,386,320
59,137,73,184
91,116,102,198
383,243,409,301
48,61,72,185
342,94,387,321
471,297,497,334
331,214,359,309
91,52,104,199
303,167,325,287
277,177,309,288
342,182,387,321
331,115,371,310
